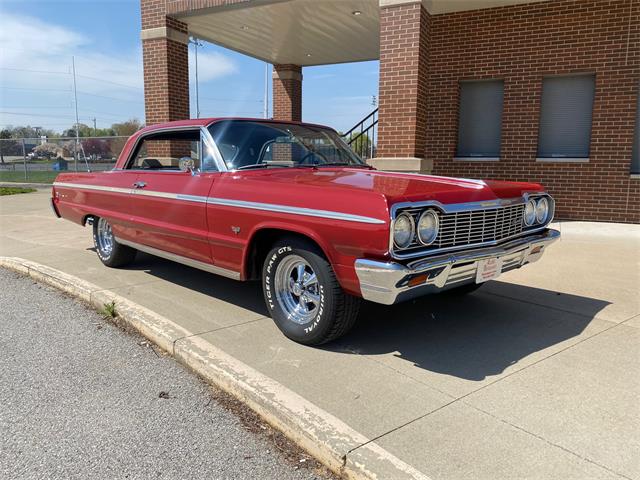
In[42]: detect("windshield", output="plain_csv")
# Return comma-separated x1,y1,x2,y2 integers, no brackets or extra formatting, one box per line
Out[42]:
207,120,365,170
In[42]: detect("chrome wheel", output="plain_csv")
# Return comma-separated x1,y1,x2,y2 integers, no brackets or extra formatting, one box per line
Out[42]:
96,217,114,257
274,255,320,325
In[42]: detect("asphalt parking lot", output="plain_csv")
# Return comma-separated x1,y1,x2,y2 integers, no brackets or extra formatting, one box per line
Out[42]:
1,190,639,479
0,268,331,480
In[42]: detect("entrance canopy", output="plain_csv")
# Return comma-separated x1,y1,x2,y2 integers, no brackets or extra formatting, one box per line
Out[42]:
171,0,379,66
169,0,547,66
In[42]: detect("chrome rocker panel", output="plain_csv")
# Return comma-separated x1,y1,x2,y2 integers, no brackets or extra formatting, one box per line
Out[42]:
355,228,560,305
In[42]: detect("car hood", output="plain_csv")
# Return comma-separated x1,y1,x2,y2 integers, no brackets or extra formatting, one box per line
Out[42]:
233,168,544,206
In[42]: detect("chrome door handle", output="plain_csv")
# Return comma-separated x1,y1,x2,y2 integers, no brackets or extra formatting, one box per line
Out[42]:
133,181,146,189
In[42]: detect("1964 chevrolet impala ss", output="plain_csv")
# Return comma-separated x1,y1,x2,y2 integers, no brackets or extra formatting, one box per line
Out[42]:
51,118,560,345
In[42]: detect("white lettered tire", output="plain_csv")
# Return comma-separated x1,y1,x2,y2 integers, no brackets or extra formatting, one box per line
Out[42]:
92,217,137,268
262,238,360,345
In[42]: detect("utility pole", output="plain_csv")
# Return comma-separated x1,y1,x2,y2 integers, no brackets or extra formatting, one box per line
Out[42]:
264,63,270,119
190,38,203,118
92,118,97,136
72,56,80,171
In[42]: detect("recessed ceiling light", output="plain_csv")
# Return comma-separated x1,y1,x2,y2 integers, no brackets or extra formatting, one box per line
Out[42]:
306,53,312,57
352,10,362,16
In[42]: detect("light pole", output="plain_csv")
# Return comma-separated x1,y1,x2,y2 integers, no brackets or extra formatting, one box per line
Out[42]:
264,63,270,119
190,37,203,118
72,56,80,171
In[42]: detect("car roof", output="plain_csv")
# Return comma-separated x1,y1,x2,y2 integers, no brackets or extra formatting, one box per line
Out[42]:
138,117,336,134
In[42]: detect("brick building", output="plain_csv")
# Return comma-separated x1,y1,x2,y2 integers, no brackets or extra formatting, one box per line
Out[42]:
141,0,639,222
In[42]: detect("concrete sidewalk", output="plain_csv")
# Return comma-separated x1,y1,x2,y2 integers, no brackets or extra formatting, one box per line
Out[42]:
1,190,639,480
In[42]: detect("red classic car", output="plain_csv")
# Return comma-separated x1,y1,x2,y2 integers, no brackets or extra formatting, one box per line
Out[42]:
51,118,559,345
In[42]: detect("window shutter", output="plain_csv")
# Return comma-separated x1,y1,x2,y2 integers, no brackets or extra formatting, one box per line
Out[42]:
457,80,503,158
538,75,595,158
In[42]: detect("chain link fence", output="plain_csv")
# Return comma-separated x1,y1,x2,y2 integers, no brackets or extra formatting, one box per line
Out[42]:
0,136,128,183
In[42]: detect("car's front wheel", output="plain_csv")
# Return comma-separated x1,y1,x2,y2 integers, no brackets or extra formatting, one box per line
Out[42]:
262,238,360,346
92,217,136,268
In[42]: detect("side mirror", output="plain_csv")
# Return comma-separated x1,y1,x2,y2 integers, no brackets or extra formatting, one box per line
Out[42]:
179,157,196,175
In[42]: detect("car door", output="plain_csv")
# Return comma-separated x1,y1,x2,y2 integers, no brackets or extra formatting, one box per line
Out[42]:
125,127,217,264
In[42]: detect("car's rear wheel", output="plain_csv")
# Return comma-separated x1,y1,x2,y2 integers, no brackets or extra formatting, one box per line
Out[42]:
93,217,136,268
262,238,360,346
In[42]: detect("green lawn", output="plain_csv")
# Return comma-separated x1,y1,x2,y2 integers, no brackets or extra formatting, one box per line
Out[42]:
0,170,59,183
0,187,37,196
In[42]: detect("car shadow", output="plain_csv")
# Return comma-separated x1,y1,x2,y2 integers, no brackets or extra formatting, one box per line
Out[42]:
120,252,609,382
124,252,269,316
324,282,610,381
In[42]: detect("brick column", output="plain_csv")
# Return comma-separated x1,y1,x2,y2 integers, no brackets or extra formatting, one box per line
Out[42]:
141,0,190,126
273,64,302,122
372,0,431,173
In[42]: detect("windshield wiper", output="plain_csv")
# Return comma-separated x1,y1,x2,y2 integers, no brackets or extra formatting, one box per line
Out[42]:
315,162,374,169
235,163,291,170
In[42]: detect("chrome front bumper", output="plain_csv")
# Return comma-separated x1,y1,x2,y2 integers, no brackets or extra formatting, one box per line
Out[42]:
355,229,560,305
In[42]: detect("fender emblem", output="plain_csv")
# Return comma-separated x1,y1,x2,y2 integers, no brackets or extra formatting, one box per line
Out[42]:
231,226,241,235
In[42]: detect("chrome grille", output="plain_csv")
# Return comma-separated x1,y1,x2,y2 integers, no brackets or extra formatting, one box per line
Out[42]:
396,204,525,256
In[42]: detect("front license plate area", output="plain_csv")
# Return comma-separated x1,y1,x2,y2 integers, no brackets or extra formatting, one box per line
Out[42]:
475,257,503,283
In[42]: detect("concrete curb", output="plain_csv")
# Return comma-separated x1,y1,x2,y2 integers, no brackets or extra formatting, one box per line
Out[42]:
0,256,431,480
0,182,53,189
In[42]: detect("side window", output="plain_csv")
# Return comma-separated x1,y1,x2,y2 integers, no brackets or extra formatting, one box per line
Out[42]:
127,130,202,170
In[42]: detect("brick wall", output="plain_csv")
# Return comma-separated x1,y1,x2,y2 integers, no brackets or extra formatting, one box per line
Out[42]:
273,64,302,122
423,0,639,223
141,0,190,126
377,2,431,158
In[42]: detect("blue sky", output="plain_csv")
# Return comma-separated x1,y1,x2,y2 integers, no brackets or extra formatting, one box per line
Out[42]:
0,0,379,134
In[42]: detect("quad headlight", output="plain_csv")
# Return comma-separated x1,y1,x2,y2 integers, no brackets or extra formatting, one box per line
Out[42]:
393,213,415,248
535,197,549,224
417,210,439,245
524,200,536,226
524,196,551,226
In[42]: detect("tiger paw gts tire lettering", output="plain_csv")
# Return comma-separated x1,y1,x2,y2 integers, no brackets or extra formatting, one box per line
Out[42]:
262,238,360,346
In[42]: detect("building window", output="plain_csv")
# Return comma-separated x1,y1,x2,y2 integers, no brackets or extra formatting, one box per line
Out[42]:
538,74,595,159
456,80,503,158
633,84,639,174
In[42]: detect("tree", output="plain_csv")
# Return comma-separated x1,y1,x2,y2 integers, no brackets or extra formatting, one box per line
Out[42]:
3,125,57,139
81,138,110,158
0,129,19,164
345,132,374,159
33,142,63,159
111,118,143,136
63,123,93,138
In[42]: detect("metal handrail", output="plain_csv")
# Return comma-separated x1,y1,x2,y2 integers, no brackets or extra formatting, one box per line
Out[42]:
342,108,378,160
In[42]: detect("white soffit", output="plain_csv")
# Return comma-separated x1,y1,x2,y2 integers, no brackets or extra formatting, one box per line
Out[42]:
176,0,380,66
174,0,550,66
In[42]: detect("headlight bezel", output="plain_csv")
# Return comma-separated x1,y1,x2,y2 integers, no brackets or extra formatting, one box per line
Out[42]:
392,212,416,249
417,210,439,245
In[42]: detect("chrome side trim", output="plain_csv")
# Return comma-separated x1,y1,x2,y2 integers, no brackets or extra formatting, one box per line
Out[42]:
53,182,385,224
54,183,386,225
53,182,133,195
54,182,209,204
206,197,386,224
116,237,241,280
